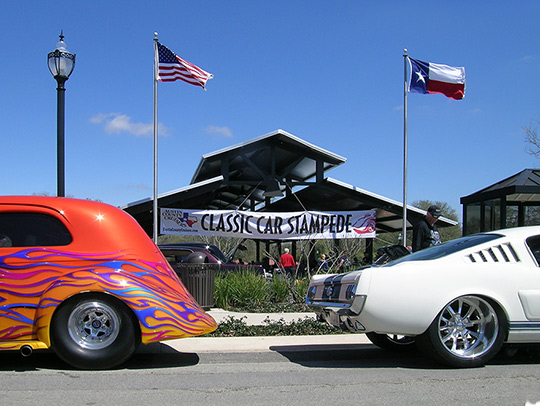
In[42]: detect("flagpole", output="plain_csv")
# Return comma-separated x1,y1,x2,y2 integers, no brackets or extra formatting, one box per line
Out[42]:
153,33,159,243
402,49,409,247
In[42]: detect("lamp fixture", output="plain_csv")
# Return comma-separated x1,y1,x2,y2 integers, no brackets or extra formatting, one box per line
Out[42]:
263,178,284,198
48,31,76,83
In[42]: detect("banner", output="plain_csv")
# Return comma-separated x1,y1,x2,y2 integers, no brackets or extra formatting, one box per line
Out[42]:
160,208,376,240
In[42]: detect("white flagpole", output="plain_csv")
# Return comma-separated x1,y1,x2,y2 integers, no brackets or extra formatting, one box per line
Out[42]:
153,33,159,243
402,49,409,247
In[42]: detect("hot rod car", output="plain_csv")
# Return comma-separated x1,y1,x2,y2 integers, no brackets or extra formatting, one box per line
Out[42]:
0,196,216,369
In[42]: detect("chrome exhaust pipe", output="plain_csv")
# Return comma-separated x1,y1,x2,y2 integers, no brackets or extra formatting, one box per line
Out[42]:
20,345,33,357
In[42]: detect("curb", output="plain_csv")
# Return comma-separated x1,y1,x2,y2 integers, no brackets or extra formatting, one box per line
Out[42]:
207,309,318,326
137,334,372,354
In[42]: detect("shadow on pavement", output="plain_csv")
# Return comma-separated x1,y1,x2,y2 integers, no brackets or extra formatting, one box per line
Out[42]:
271,343,440,369
123,352,200,369
126,342,200,369
1,343,537,372
270,343,540,370
0,344,200,371
490,346,540,366
0,351,68,371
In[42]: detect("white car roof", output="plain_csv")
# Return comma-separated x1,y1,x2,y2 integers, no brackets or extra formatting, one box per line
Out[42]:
486,225,540,239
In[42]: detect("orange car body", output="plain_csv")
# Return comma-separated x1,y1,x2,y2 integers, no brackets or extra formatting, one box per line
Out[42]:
0,196,217,353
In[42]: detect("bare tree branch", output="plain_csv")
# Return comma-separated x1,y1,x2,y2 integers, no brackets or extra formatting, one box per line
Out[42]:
524,119,540,158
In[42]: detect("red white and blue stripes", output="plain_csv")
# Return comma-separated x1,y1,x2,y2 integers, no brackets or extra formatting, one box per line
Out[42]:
408,58,465,100
156,42,213,89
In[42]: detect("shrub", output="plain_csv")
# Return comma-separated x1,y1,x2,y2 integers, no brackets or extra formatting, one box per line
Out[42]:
211,273,348,336
214,270,268,309
207,316,347,337
268,276,289,303
214,271,312,312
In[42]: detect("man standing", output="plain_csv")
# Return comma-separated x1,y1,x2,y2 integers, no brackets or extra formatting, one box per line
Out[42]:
412,205,442,252
279,248,296,276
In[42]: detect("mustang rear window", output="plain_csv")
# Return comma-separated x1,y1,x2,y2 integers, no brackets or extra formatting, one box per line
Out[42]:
388,233,504,264
526,235,540,264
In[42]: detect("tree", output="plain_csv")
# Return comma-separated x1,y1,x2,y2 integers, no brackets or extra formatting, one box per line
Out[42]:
524,120,540,157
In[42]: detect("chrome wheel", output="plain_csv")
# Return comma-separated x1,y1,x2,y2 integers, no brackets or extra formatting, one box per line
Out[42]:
52,294,140,369
436,296,499,359
68,301,121,350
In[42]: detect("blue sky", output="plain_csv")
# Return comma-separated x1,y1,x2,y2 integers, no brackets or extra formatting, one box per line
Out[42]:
2,1,539,220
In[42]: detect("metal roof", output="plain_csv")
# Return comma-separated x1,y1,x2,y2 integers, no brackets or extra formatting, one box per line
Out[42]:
191,129,346,186
262,178,457,233
123,130,456,236
461,169,540,204
122,176,226,234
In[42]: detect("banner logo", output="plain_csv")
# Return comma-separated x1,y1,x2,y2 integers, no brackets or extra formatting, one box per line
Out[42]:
160,209,376,240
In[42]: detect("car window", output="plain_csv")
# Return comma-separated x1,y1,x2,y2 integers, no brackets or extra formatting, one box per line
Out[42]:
207,245,228,263
388,233,504,264
0,212,72,247
526,235,540,265
161,249,193,263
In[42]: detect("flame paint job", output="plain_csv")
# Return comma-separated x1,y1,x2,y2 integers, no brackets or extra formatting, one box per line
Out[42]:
0,196,216,351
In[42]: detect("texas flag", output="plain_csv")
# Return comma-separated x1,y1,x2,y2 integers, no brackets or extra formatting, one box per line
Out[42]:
408,58,466,100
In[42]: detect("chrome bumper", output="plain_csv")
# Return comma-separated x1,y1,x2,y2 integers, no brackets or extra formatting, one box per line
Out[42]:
308,295,367,333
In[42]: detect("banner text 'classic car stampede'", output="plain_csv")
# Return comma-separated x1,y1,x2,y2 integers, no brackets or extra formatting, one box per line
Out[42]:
160,208,376,240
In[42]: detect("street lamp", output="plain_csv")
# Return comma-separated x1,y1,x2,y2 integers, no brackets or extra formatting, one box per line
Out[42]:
48,32,75,197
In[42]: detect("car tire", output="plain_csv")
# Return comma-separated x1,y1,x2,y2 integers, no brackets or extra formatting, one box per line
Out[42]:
366,332,416,352
51,293,140,370
417,295,505,368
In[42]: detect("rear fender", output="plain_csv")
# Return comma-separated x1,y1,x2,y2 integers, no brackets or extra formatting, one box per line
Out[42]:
35,275,115,346
35,267,216,346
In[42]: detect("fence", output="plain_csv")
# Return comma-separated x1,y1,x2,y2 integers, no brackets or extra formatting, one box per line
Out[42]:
173,263,219,309
172,263,270,309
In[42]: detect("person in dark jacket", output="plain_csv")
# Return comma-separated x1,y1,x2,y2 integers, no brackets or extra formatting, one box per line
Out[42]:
412,205,442,252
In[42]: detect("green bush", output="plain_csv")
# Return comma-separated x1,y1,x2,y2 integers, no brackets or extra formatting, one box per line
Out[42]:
268,276,289,303
214,271,311,312
211,272,349,336
208,316,347,337
293,278,310,301
214,270,269,309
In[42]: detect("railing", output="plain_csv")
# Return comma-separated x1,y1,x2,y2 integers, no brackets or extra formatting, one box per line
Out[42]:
171,263,269,309
172,263,220,309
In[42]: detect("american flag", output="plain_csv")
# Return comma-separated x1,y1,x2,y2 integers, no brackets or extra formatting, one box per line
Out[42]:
156,42,213,89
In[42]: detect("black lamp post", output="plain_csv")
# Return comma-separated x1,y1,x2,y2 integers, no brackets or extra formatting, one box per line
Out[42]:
48,32,75,197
